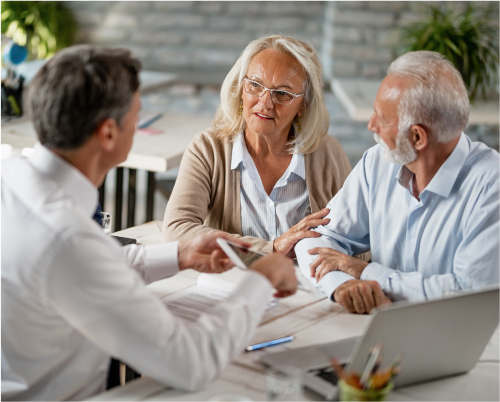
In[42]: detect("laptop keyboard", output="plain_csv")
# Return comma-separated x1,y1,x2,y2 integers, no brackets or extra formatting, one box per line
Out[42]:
310,366,340,386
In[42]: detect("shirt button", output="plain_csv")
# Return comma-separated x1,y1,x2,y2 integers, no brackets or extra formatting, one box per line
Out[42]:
269,201,274,207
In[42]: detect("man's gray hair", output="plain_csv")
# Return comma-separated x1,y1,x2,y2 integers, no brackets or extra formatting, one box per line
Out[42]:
388,51,469,143
28,45,141,150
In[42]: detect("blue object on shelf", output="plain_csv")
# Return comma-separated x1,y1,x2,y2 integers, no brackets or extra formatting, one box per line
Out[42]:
2,42,28,66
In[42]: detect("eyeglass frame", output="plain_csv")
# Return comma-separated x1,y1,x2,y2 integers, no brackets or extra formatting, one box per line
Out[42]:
242,77,304,105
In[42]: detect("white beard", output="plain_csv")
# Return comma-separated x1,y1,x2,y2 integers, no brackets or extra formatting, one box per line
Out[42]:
373,131,417,165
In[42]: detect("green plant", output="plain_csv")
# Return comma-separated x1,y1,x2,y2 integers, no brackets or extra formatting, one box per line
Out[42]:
1,1,76,60
399,2,499,100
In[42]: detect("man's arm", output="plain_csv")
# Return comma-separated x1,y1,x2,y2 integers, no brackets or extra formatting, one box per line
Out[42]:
46,231,296,392
361,181,500,301
122,232,250,285
122,242,180,284
295,235,356,297
295,149,373,298
304,179,500,302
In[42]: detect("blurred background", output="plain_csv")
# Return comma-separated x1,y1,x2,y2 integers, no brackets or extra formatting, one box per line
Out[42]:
2,1,499,226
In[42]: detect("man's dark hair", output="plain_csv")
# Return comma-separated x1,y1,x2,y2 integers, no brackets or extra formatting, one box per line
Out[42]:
27,45,142,150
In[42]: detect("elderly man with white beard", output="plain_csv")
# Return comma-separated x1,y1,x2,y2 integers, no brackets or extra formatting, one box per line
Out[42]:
294,50,499,314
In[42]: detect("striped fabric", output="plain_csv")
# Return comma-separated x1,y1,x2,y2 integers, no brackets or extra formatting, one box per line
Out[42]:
231,132,311,241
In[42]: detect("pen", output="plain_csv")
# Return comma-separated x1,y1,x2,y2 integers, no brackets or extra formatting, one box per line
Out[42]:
360,344,382,389
245,336,294,352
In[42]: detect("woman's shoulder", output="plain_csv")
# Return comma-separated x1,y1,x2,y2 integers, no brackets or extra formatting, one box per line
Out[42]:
318,134,342,150
188,130,234,156
310,134,346,158
304,134,351,177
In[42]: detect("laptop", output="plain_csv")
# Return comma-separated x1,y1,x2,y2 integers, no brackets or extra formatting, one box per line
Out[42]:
260,286,499,400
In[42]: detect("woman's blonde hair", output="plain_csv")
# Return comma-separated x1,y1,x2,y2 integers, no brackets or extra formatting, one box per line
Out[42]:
211,35,329,154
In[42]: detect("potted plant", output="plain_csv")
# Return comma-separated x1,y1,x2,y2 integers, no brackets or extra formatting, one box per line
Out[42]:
398,2,499,101
1,1,76,60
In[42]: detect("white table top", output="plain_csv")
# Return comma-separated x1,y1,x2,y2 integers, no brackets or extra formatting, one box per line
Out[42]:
90,221,500,401
333,78,500,125
1,113,212,172
2,61,177,93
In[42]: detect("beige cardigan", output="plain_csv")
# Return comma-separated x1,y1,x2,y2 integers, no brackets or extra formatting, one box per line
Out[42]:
162,130,355,254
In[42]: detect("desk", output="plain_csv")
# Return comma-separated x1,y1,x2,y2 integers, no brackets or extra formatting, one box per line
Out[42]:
90,222,500,401
1,112,212,230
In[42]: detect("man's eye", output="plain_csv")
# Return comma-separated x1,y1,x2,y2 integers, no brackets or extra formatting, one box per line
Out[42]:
251,82,261,88
275,91,288,96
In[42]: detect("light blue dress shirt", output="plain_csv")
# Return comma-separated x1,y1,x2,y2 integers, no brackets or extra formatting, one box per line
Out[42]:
295,133,499,301
231,132,311,241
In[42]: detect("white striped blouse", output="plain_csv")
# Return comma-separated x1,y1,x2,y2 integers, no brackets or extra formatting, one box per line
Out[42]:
231,132,311,241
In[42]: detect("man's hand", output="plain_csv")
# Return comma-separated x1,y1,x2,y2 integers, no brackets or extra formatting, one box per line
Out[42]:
308,247,368,281
273,209,330,258
333,280,391,314
178,232,251,273
249,254,298,298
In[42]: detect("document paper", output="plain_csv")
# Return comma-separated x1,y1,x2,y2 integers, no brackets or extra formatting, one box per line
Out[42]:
160,274,278,322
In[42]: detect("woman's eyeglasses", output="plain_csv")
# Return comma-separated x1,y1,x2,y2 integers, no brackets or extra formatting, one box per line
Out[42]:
243,77,303,105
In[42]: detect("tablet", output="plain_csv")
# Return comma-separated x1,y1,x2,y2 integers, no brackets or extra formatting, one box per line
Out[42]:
216,238,311,292
216,238,265,269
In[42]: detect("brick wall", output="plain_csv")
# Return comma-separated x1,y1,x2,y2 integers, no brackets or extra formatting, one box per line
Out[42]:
323,1,499,80
64,1,325,77
63,1,498,161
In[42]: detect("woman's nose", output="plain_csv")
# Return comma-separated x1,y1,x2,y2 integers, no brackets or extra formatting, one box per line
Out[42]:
258,89,274,108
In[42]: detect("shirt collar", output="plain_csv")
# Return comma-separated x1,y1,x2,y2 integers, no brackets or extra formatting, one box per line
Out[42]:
231,132,244,170
286,152,306,180
28,143,99,218
396,132,469,199
424,132,468,198
231,132,306,180
396,165,414,190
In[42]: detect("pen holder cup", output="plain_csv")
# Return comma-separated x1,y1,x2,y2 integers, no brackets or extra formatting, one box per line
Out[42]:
338,379,393,402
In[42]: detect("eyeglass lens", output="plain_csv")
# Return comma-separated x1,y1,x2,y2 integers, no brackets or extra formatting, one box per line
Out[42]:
244,80,295,105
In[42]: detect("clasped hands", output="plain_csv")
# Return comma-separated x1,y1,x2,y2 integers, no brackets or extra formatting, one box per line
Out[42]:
307,247,392,314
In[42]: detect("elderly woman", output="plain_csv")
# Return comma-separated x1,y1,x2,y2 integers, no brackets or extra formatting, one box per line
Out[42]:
162,35,351,257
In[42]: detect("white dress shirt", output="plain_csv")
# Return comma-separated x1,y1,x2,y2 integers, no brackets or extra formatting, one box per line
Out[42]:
296,133,499,301
231,132,311,240
1,144,273,401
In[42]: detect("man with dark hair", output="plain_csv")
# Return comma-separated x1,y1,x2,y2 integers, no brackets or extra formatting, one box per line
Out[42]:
295,51,499,313
1,45,298,401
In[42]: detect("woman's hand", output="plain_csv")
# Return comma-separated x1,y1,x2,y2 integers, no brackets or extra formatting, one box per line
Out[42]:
273,208,330,258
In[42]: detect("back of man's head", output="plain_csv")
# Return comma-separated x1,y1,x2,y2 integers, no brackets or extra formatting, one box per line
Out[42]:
27,45,142,150
388,51,469,143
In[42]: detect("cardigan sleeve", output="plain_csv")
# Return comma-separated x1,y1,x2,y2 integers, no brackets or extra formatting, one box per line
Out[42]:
162,132,220,242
